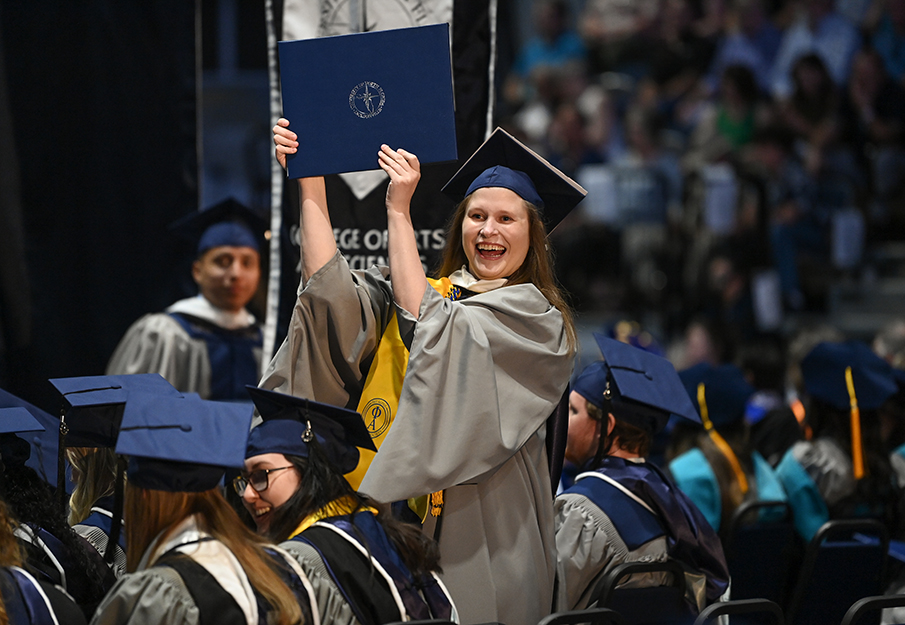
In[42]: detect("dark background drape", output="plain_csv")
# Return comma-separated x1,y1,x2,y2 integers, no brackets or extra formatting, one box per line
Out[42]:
0,2,198,411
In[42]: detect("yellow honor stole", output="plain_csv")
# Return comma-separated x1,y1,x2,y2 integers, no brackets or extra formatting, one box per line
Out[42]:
344,278,463,520
287,496,377,540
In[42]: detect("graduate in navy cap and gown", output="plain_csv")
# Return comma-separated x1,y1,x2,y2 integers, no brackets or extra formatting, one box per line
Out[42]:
267,123,585,624
106,199,265,401
90,393,316,625
0,408,114,619
775,340,902,541
239,386,456,625
0,446,86,625
48,373,185,579
669,364,788,533
554,335,729,613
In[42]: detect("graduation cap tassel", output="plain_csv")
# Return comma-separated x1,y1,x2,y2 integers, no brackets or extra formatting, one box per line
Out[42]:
57,407,69,512
845,366,866,480
698,383,749,495
106,456,127,564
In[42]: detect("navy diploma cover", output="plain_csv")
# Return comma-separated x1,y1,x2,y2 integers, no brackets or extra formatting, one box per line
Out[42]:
279,23,458,179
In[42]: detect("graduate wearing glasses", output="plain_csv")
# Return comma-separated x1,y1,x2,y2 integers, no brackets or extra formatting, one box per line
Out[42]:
238,387,456,625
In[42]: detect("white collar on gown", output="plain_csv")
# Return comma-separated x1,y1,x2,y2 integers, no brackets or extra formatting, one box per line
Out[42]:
166,295,256,331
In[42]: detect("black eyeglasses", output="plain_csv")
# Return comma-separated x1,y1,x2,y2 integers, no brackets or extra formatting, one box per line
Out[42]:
233,466,294,496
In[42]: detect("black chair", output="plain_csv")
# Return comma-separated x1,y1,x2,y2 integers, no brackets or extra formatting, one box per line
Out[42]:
693,598,784,625
589,559,696,625
840,594,905,625
785,519,889,625
539,607,625,625
722,500,799,605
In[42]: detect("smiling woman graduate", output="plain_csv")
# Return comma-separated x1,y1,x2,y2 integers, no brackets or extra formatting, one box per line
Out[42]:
264,122,586,624
239,386,456,625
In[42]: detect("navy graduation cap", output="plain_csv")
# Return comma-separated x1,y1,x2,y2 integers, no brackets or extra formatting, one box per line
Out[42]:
441,127,588,233
168,197,268,258
116,393,254,492
49,373,181,562
679,363,756,429
49,373,182,449
801,341,897,411
245,386,376,475
577,334,699,435
0,407,45,468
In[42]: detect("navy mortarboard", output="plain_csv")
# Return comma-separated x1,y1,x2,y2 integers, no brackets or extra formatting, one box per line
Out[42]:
48,373,182,561
0,388,61,488
441,127,588,232
0,407,45,468
116,393,253,492
49,373,182,449
573,333,699,435
679,363,759,496
801,341,897,411
279,23,457,178
168,197,268,258
801,341,898,480
245,386,376,475
679,363,756,429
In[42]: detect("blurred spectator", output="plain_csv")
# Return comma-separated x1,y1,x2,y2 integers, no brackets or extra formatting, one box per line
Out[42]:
779,53,840,176
504,0,587,143
699,247,758,342
684,64,764,171
770,0,861,99
840,47,905,222
871,0,905,84
579,0,660,75
745,125,821,310
543,102,604,177
618,107,685,218
511,0,586,80
874,317,905,368
707,0,783,93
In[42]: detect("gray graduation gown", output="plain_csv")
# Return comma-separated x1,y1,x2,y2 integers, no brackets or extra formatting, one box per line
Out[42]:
260,251,572,625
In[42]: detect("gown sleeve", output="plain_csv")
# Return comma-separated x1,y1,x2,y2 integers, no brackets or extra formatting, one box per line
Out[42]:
105,314,210,397
279,540,363,625
259,250,394,410
89,568,198,625
360,281,572,501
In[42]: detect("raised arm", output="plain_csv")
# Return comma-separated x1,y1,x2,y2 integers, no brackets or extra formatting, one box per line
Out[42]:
378,144,427,318
273,118,337,280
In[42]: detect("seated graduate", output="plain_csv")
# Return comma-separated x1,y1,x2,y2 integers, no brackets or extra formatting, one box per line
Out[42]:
0,479,86,625
106,199,265,401
669,363,788,533
775,340,903,542
0,408,113,619
554,335,730,613
49,374,170,580
91,392,316,625
239,386,456,625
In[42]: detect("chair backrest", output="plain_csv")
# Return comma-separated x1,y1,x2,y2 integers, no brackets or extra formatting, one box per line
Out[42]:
785,519,889,625
840,594,905,625
722,500,799,605
539,607,625,625
693,598,784,625
590,559,695,625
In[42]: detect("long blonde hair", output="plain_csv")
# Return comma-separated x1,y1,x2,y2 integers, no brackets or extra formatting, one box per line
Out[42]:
125,485,302,625
435,195,577,352
66,447,118,525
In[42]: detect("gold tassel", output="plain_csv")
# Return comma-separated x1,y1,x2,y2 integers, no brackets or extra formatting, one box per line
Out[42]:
698,383,749,495
429,490,444,517
845,366,865,480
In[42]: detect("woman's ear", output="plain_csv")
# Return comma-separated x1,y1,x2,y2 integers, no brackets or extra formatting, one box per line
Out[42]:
606,413,616,437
